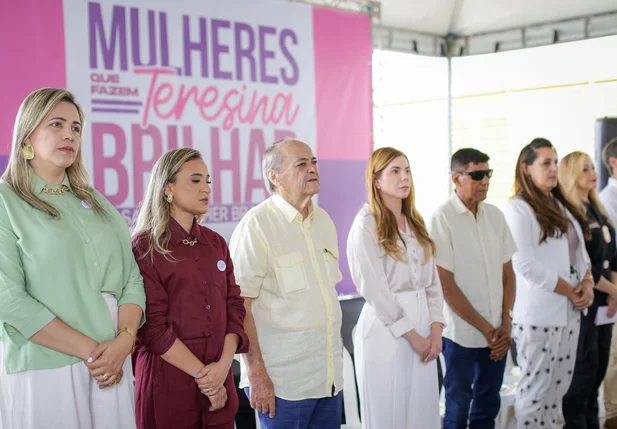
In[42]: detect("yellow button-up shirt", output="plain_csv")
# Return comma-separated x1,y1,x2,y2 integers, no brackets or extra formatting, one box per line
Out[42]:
229,194,343,400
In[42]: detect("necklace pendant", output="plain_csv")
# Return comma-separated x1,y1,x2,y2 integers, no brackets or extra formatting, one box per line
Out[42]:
182,237,198,246
42,185,69,195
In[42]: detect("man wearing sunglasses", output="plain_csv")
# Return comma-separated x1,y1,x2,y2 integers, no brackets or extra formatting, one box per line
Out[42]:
430,148,517,429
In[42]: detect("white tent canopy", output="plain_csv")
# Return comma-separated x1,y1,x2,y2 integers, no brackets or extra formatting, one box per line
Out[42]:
291,0,617,55
380,0,617,36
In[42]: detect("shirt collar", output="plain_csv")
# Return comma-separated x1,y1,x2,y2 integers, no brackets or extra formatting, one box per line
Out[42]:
169,217,206,246
450,191,484,217
272,193,315,223
32,174,73,195
609,178,617,189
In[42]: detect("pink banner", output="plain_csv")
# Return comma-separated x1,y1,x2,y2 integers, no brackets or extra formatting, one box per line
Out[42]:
0,0,372,296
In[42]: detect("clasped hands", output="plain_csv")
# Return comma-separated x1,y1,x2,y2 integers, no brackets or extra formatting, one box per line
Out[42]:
194,360,231,411
571,277,595,312
406,324,443,364
484,322,512,362
84,332,134,389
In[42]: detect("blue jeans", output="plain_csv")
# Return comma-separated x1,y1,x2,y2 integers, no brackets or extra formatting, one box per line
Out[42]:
243,388,342,429
442,338,507,429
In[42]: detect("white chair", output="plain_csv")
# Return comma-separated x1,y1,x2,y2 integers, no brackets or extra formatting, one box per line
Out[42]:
439,353,446,419
342,345,362,429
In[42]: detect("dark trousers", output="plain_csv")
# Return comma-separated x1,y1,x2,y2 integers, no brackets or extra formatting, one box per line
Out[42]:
134,340,238,429
563,308,613,429
442,338,507,429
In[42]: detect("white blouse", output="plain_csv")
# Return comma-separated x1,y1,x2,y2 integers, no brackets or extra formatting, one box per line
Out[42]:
505,197,590,327
347,204,445,338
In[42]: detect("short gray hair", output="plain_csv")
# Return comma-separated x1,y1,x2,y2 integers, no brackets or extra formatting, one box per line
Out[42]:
262,137,301,194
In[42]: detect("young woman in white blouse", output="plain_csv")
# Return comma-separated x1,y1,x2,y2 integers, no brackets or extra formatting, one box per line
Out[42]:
504,138,594,429
347,147,445,429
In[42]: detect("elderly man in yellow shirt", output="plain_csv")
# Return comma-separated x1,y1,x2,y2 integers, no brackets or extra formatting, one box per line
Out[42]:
229,138,344,429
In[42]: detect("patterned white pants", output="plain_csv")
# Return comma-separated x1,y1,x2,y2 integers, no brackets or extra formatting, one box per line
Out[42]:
512,314,580,429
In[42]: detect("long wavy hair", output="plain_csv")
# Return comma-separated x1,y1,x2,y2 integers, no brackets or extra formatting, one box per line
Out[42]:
2,88,106,217
366,147,435,263
513,138,588,243
558,150,611,226
132,148,203,259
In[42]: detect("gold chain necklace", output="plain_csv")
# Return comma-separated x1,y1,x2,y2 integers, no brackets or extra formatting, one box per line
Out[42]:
42,185,69,195
182,237,198,246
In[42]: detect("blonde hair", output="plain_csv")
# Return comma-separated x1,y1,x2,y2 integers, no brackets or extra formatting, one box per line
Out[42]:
2,88,106,217
132,148,203,259
558,150,611,224
366,147,435,263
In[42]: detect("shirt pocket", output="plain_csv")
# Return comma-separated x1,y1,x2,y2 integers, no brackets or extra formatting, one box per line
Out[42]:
323,248,342,286
274,252,309,294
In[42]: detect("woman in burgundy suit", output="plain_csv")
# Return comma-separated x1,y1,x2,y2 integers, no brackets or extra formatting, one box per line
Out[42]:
131,148,249,429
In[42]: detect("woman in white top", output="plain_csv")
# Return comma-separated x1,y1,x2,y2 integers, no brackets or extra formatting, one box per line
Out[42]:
504,138,594,429
347,147,446,429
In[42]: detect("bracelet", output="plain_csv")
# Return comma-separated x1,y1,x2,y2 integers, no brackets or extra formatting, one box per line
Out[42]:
117,327,136,354
584,274,594,282
431,322,444,329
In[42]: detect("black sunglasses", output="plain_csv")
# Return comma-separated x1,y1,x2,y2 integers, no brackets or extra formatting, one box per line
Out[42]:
453,169,493,181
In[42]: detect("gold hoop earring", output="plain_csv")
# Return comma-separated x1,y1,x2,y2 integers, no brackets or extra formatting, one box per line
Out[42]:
166,194,173,203
21,144,34,160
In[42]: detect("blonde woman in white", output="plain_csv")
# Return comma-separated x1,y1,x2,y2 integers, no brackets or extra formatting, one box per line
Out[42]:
347,147,445,429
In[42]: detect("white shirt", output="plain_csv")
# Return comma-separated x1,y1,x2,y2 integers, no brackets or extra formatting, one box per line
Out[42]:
600,178,617,225
504,197,590,327
346,204,445,338
228,194,343,400
430,193,517,348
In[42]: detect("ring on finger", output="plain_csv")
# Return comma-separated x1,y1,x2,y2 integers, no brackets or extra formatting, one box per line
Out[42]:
101,373,109,381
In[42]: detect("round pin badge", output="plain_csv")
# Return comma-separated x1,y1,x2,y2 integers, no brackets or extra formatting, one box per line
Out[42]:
81,200,92,209
217,260,226,272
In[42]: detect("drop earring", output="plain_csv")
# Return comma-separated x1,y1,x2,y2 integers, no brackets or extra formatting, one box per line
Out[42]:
166,194,173,203
21,143,34,160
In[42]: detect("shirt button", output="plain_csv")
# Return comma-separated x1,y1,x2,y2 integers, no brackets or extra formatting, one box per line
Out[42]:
206,305,211,310
85,239,90,244
74,221,78,225
194,256,199,261
202,281,207,285
93,262,98,267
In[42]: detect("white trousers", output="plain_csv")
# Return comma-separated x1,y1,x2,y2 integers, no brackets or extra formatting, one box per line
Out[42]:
0,294,136,429
512,313,580,429
354,289,440,429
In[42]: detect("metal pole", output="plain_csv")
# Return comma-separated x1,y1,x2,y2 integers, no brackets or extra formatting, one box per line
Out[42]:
447,54,453,196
